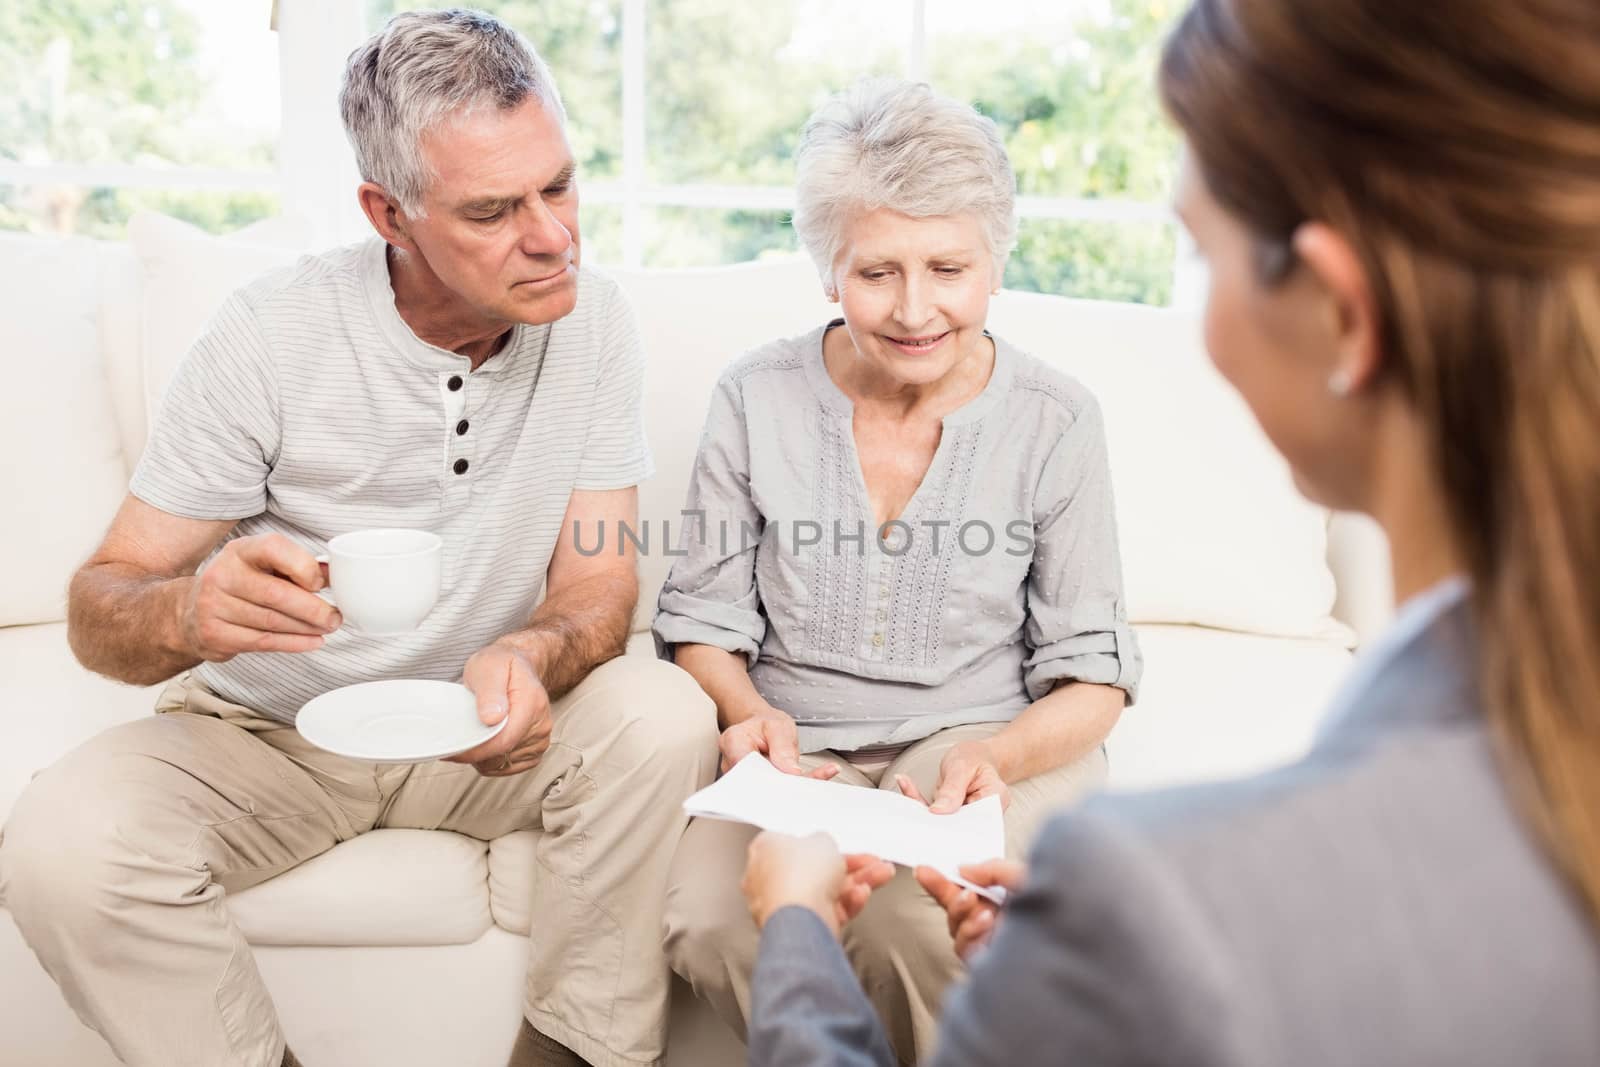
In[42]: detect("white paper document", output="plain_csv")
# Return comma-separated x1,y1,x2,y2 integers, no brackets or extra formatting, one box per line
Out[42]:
684,754,1009,902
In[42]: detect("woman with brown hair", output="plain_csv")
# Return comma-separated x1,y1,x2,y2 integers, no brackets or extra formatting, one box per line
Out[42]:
736,1,1600,1063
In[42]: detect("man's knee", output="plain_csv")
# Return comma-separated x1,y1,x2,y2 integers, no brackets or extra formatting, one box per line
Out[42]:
563,655,718,770
1,744,142,924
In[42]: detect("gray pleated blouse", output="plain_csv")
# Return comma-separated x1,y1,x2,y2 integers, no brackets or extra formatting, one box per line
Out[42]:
653,322,1142,753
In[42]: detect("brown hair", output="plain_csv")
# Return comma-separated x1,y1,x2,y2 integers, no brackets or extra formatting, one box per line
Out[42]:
1159,0,1600,922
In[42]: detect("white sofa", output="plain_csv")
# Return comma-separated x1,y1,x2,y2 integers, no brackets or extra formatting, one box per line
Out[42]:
0,215,1393,1067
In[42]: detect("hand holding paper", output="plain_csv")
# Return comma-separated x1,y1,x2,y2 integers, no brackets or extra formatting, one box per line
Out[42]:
915,859,1026,961
742,832,896,934
683,753,1010,903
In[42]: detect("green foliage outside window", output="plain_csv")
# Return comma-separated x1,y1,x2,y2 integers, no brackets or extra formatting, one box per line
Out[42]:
3,0,1181,304
0,0,277,238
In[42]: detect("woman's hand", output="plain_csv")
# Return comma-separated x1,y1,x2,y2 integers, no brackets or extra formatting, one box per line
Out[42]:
742,831,896,936
896,740,1010,813
720,707,839,780
915,859,1028,962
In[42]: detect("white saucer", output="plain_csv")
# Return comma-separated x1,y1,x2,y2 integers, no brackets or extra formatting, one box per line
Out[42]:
296,679,507,763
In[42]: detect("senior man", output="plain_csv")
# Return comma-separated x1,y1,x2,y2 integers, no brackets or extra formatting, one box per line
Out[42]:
0,11,715,1067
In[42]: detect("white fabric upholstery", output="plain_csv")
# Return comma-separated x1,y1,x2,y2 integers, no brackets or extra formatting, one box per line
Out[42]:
96,242,147,473
489,830,540,937
228,829,494,947
127,211,310,428
0,623,160,822
1106,624,1354,792
986,289,1342,640
606,258,837,632
1327,512,1394,646
0,235,129,627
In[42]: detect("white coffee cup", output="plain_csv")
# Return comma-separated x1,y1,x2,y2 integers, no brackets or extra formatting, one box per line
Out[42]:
316,529,443,636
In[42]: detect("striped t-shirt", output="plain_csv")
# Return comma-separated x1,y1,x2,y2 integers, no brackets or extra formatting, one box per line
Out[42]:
130,237,652,723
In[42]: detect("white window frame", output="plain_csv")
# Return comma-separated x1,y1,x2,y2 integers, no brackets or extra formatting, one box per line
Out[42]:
2,0,1182,299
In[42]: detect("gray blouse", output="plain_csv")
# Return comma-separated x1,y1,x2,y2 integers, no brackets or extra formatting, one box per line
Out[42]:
653,322,1142,753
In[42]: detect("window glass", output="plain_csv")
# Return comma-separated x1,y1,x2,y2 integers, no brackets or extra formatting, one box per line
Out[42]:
0,0,279,236
641,206,796,268
1008,217,1175,304
644,0,907,185
368,0,623,181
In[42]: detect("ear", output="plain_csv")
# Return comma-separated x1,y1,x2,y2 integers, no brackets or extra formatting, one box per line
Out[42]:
357,182,419,253
1291,223,1383,394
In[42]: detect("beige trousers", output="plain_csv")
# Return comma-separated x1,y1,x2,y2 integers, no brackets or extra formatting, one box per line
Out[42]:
662,723,1109,1065
0,655,718,1067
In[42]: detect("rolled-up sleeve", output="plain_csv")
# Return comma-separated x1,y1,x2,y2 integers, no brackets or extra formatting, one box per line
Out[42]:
1023,395,1143,704
653,371,768,664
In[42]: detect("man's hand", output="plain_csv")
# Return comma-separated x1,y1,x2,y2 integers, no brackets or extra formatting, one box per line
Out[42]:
180,534,341,662
720,707,839,780
450,641,553,776
742,831,896,937
915,859,1027,962
895,740,1011,814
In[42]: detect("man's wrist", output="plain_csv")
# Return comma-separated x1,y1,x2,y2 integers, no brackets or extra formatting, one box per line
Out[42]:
492,630,554,678
163,576,202,662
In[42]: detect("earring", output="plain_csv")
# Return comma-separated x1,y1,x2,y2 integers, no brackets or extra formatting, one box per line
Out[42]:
1327,368,1353,397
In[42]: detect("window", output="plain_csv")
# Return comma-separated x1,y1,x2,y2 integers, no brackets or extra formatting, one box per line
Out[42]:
926,0,1180,304
1,0,1184,304
0,0,280,237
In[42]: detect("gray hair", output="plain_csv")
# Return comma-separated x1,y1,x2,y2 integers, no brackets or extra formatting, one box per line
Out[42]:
340,8,565,217
792,79,1017,293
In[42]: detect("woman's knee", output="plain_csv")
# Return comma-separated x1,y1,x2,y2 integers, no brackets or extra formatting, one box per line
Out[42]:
843,870,955,979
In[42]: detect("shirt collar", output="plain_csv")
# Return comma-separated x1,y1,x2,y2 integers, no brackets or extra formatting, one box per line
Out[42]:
360,237,530,379
1315,574,1472,743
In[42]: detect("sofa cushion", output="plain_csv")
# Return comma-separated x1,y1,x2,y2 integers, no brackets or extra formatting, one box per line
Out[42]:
227,829,493,947
1105,623,1354,792
128,211,309,436
488,830,540,937
609,258,836,633
0,235,130,627
95,241,148,475
986,291,1341,641
0,623,161,822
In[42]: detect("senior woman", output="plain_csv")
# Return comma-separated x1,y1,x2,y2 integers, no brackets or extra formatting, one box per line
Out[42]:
654,78,1141,1061
740,1,1600,1065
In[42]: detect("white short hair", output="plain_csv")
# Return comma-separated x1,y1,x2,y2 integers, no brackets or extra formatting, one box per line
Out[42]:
792,79,1017,292
340,8,565,217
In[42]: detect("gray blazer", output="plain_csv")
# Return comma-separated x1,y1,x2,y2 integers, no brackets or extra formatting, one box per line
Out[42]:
748,600,1600,1066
